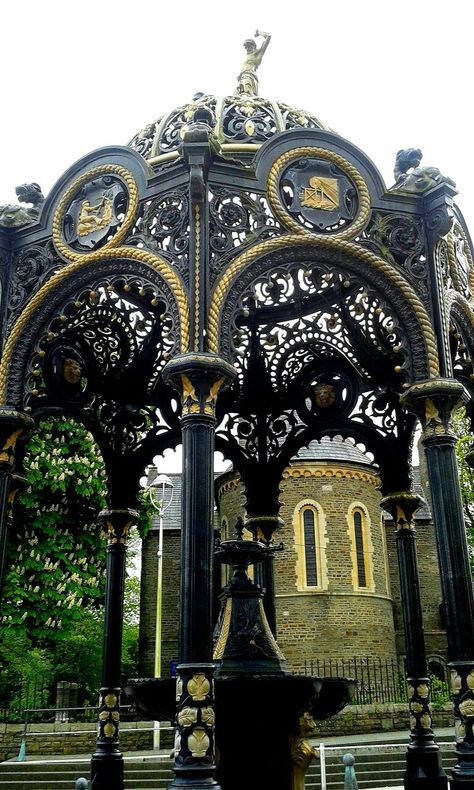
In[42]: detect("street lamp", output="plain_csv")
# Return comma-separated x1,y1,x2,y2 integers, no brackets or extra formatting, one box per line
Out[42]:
148,471,173,749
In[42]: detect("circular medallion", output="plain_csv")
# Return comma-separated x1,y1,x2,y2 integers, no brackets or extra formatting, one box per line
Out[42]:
296,367,358,425
52,165,139,258
267,147,370,239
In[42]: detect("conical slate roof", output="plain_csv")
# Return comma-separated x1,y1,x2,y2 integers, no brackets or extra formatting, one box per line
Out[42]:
292,436,376,469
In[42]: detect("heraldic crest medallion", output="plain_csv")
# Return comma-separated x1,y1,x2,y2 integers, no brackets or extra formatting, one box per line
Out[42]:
281,158,358,232
62,175,129,251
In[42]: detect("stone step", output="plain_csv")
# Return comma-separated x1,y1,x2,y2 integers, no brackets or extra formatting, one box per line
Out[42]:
308,752,456,789
0,750,458,790
0,758,173,790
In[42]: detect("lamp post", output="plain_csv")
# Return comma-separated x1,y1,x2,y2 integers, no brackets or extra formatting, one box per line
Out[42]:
149,471,173,750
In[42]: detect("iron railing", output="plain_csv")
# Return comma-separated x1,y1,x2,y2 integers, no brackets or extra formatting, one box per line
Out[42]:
0,673,54,722
0,656,452,721
296,656,451,706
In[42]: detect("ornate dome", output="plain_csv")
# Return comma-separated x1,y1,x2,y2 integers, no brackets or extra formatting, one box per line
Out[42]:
128,93,328,166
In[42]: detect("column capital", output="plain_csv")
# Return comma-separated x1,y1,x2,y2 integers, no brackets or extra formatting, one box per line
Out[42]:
98,508,138,545
401,379,468,439
163,353,236,418
380,491,424,530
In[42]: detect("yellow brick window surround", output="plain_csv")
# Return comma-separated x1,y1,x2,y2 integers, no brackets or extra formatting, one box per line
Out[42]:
347,502,375,592
293,499,328,592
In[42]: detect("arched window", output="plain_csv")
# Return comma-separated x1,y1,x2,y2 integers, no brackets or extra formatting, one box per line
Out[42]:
353,509,367,587
293,501,328,591
220,516,229,540
347,503,374,591
302,507,319,586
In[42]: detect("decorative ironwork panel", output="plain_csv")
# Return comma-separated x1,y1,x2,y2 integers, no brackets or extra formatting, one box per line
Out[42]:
360,213,429,301
6,241,60,334
216,255,414,493
127,189,190,279
19,271,181,468
208,187,282,280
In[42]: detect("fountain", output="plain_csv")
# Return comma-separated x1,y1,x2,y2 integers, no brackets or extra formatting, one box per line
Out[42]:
127,522,354,790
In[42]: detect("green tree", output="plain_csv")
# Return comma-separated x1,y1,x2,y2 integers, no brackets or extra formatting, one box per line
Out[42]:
0,416,107,640
0,416,152,709
454,408,474,572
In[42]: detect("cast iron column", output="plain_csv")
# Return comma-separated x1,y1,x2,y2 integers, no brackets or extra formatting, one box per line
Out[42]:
0,408,33,596
381,491,447,790
91,508,137,790
403,379,474,789
164,353,235,790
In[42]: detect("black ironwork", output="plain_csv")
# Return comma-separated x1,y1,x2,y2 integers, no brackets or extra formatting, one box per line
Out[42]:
1,47,474,789
381,491,447,789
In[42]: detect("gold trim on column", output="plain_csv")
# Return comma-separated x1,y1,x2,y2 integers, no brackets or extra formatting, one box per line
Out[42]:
194,205,201,352
213,599,232,660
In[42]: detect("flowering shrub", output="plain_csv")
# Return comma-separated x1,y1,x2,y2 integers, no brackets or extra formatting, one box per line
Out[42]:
1,417,107,638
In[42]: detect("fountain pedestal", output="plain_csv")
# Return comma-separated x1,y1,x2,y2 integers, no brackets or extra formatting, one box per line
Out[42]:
127,531,354,790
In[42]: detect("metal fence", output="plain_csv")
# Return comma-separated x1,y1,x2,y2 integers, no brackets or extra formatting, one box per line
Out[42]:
0,673,54,723
0,656,452,721
296,656,451,706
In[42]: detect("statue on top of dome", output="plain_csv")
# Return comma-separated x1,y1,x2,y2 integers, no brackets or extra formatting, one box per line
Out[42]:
236,31,271,96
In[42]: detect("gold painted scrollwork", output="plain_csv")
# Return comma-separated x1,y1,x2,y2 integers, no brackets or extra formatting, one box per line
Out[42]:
187,673,210,702
176,677,184,700
207,235,439,379
177,706,198,727
187,727,210,758
201,706,215,726
0,428,23,464
459,699,474,717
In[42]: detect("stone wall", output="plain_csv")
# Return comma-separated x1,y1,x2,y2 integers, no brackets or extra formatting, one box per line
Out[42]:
0,721,156,762
140,456,447,677
217,463,399,668
0,706,454,761
311,703,453,737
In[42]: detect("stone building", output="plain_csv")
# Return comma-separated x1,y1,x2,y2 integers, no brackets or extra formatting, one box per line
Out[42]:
139,437,447,677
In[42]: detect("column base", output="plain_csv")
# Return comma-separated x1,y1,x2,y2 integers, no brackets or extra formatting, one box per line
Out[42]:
90,748,124,790
451,764,474,790
167,768,221,789
404,748,448,790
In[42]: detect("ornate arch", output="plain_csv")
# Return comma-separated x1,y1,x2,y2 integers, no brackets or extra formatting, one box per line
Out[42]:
0,250,189,406
209,236,438,381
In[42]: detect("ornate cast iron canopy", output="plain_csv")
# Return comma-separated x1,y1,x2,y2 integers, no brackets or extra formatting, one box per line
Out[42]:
1,33,474,790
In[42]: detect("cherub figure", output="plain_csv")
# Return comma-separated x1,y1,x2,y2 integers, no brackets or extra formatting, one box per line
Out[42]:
236,31,271,96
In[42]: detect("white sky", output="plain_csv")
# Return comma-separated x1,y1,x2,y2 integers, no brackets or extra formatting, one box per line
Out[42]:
1,0,473,230
1,0,469,473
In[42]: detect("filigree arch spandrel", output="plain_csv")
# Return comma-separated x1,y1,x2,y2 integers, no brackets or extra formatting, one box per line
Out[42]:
448,293,474,400
0,254,187,406
211,239,438,382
